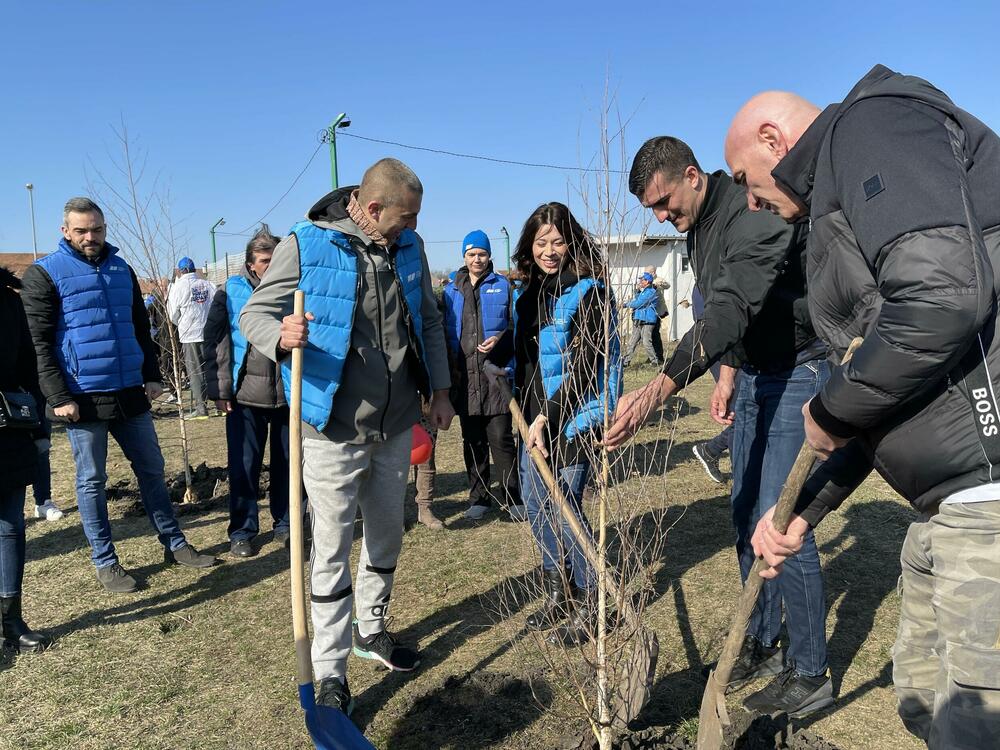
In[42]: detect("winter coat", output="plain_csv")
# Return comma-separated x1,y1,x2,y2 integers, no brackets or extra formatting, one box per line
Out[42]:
443,265,513,417
239,186,450,443
167,272,216,344
203,266,285,409
0,268,40,492
775,64,1000,522
21,244,160,422
625,286,659,324
662,171,820,387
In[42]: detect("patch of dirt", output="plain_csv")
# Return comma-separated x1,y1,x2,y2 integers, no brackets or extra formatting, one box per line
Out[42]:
384,670,552,748
566,713,840,750
113,462,270,513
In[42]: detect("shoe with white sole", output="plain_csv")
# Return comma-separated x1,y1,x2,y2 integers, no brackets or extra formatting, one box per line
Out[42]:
34,500,64,521
352,623,420,671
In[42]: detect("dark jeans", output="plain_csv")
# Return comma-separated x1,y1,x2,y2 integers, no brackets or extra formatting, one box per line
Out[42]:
32,437,51,506
227,403,291,541
460,413,520,508
731,359,829,676
703,425,733,459
520,446,595,591
0,487,26,596
65,412,187,569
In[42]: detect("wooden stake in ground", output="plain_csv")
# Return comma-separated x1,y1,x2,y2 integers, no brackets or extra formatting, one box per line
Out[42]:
287,290,376,750
696,337,863,750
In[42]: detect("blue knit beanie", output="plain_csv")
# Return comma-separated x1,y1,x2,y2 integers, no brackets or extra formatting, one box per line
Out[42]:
462,230,491,256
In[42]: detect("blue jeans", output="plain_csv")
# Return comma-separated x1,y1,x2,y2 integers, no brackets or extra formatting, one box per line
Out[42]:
227,403,291,541
519,446,595,592
731,359,829,676
0,487,27,596
65,412,186,569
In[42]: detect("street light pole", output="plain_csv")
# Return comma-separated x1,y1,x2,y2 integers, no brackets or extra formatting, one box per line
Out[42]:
326,113,351,189
25,184,38,261
210,217,225,265
500,226,510,273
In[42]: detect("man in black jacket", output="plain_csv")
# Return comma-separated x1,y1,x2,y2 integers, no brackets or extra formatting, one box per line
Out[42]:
726,65,1000,747
605,137,833,717
204,225,291,558
21,197,217,594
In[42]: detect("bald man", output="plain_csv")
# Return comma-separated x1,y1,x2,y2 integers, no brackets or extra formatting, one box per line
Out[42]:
240,158,455,717
727,65,1000,747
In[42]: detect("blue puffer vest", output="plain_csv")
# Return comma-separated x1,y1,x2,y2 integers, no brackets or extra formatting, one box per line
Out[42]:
226,275,254,390
36,240,145,394
442,270,510,353
627,287,659,324
524,277,623,440
280,221,429,430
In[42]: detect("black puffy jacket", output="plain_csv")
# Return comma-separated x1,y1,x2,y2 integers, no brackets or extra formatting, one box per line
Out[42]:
778,65,1000,522
0,268,40,492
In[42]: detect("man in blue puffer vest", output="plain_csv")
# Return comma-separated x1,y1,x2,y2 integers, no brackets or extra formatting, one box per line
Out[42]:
442,230,523,521
622,272,663,367
21,198,218,594
240,159,453,718
203,224,292,558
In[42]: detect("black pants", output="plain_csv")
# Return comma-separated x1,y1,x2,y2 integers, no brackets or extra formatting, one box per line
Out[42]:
227,403,291,541
459,413,521,508
653,317,665,362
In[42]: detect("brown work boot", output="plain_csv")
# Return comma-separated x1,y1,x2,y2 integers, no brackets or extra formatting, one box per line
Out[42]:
416,503,444,530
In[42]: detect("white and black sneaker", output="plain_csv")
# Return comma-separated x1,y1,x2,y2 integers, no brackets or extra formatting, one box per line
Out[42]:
743,664,834,719
692,442,725,483
703,635,785,692
316,677,354,716
352,623,420,671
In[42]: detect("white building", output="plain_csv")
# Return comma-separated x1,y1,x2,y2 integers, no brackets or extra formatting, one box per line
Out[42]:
604,233,695,342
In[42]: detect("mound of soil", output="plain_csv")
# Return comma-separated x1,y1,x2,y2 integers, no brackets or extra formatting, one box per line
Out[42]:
567,712,840,750
114,462,271,514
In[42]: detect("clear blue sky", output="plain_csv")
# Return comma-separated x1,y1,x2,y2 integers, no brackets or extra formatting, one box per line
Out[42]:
3,0,1000,271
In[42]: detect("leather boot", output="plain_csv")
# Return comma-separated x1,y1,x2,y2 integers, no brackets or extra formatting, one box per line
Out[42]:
526,568,575,631
1,595,52,653
550,594,596,646
416,500,444,530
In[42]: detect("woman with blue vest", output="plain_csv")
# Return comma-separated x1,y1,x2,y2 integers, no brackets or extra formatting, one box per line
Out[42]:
203,225,291,558
443,230,523,521
487,202,622,646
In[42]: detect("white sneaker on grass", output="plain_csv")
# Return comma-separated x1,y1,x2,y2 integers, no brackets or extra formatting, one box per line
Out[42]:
34,500,64,521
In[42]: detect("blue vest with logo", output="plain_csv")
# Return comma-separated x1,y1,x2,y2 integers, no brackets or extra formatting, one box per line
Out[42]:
36,240,145,394
442,270,511,353
226,275,254,390
280,221,429,430
523,277,623,440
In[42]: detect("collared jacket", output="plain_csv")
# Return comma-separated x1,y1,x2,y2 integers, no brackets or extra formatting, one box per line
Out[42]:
21,243,160,422
775,64,1000,523
442,264,513,417
203,265,285,410
625,286,659,324
661,171,819,387
239,187,450,444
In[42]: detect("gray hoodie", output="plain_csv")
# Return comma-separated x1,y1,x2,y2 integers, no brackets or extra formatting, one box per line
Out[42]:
238,187,450,444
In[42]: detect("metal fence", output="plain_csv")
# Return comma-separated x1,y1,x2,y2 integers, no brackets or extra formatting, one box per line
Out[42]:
203,253,246,286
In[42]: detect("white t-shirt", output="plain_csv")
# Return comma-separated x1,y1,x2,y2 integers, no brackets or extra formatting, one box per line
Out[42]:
167,273,217,343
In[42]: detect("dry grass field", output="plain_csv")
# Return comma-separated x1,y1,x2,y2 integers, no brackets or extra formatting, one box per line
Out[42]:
1,370,922,749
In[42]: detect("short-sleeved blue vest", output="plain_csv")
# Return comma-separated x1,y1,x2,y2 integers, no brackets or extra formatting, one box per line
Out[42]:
36,240,145,394
280,221,429,431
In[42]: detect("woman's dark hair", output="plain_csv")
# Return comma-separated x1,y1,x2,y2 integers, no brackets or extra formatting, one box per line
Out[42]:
245,223,280,265
511,202,604,281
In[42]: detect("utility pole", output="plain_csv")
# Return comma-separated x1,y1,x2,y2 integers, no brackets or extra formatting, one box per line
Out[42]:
500,226,510,273
210,217,225,264
324,113,351,189
25,183,38,261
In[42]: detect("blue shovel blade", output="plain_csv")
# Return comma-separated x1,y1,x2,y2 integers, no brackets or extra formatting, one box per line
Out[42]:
300,683,377,750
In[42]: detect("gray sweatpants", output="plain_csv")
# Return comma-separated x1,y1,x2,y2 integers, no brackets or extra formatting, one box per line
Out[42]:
182,341,208,416
303,427,411,682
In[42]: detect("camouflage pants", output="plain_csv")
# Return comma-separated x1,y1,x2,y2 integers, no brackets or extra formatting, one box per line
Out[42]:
894,499,1000,749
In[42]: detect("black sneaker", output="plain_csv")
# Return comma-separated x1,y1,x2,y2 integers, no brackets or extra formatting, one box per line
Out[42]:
316,677,354,716
702,635,784,692
96,563,139,593
165,543,219,569
692,443,725,483
352,623,420,671
743,665,834,718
